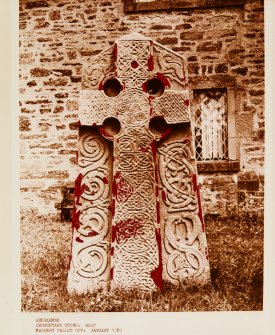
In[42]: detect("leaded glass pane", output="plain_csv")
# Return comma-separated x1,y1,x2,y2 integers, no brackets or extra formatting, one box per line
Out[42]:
193,89,228,161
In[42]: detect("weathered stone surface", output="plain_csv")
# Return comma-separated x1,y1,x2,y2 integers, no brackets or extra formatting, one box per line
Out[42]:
25,1,49,10
30,67,51,77
197,41,223,52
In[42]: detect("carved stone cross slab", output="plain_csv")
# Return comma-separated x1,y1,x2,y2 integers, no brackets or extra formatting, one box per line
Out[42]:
68,33,210,294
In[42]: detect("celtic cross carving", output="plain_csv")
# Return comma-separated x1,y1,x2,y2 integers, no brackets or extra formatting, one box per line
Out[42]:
68,32,210,294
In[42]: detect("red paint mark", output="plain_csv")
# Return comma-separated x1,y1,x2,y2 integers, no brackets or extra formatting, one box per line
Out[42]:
99,126,113,141
142,80,148,92
113,43,118,61
114,172,133,203
110,267,114,280
92,122,97,127
110,246,114,256
112,225,117,242
184,99,190,107
131,60,139,68
116,218,143,244
150,228,163,290
76,151,78,165
77,120,82,126
160,128,171,140
112,199,115,217
147,54,154,71
74,173,85,206
102,176,108,184
112,177,117,197
156,72,170,88
88,231,98,237
98,80,104,91
183,138,190,144
148,95,155,103
76,236,84,243
161,190,167,202
72,209,81,230
192,174,198,193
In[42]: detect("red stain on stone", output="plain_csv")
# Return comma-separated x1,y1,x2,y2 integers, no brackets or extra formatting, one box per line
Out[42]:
102,176,108,184
76,236,84,243
110,246,114,256
142,80,148,92
150,228,163,290
112,225,117,242
184,99,190,107
74,173,85,206
131,60,139,68
115,218,143,243
88,231,98,237
99,126,113,140
161,190,167,202
112,199,115,217
110,267,114,280
147,54,154,71
192,174,198,193
156,72,170,88
160,128,171,140
112,176,117,197
72,209,81,230
113,43,118,61
183,138,190,144
114,172,133,203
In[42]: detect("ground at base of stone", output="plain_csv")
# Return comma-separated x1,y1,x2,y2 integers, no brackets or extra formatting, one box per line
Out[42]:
20,211,263,312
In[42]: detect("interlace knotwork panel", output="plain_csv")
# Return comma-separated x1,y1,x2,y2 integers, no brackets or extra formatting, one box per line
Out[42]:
111,112,160,291
157,140,210,284
116,39,151,89
82,46,116,90
151,91,190,124
67,130,113,294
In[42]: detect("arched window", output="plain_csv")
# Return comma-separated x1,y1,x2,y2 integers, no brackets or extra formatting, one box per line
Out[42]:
193,89,228,161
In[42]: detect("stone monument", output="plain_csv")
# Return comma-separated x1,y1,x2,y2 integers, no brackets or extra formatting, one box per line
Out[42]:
67,32,210,294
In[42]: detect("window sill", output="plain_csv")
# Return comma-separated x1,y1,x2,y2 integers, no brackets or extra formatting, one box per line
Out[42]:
125,0,245,13
197,161,240,173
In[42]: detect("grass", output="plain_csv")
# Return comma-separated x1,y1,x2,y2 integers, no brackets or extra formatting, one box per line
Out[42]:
21,210,263,312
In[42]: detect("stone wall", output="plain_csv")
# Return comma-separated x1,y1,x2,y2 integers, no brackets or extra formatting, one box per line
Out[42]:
19,0,264,217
